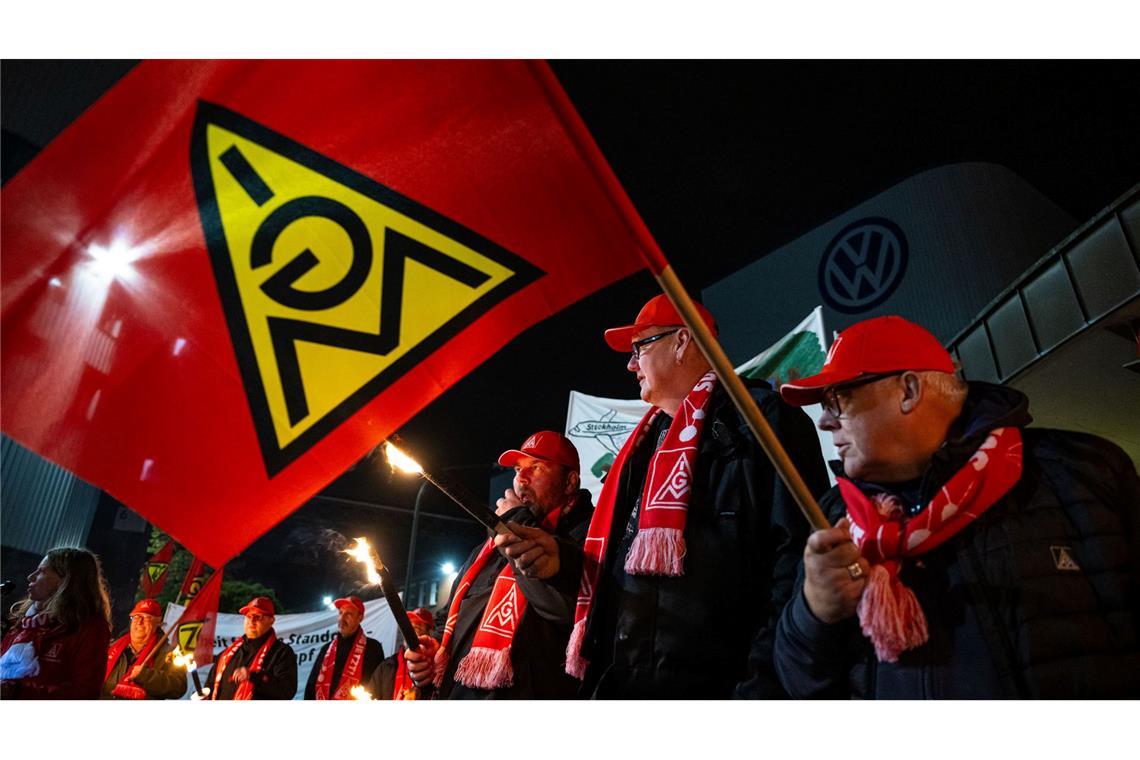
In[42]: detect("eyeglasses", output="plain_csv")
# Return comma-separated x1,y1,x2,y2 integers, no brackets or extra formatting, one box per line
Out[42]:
630,328,680,362
819,372,903,418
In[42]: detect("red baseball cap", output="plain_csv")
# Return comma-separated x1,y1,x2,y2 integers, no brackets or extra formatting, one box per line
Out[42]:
334,596,365,615
239,596,276,617
603,293,718,352
497,430,580,470
780,316,955,407
130,599,162,618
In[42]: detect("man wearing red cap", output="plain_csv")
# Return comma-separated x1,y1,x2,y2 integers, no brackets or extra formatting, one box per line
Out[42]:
367,607,435,700
404,431,593,698
774,315,1140,698
203,596,297,699
303,595,384,699
498,294,829,698
101,599,186,699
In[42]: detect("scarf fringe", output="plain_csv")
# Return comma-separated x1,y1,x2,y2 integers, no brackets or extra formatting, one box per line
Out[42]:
454,645,515,690
624,527,686,576
857,564,929,662
565,617,589,680
111,682,148,700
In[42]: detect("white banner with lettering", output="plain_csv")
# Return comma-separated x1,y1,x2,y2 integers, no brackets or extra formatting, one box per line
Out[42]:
162,597,399,699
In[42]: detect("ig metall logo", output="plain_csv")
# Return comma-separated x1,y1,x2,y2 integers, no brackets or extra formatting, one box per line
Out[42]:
818,217,908,313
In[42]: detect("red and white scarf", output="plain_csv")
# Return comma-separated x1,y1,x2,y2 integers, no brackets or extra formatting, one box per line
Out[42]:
313,628,368,699
392,648,416,700
104,632,162,699
211,630,277,700
840,426,1024,662
565,371,717,679
433,506,563,691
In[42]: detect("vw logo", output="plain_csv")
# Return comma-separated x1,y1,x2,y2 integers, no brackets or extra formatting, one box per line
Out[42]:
818,217,908,313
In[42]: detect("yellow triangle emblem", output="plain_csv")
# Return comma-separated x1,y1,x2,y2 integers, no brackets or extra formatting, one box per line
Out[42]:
192,103,542,474
178,620,204,651
147,563,168,583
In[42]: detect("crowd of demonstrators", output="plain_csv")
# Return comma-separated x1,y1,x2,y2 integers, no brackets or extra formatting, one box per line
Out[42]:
3,310,1138,702
773,316,1140,698
405,431,594,699
304,595,384,699
199,596,297,700
1,548,113,699
367,607,435,700
102,599,186,699
497,295,830,698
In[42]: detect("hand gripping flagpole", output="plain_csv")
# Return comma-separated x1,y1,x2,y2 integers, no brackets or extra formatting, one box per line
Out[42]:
529,61,830,532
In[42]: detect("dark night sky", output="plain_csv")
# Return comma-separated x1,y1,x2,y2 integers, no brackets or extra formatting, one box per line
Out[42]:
4,60,1139,609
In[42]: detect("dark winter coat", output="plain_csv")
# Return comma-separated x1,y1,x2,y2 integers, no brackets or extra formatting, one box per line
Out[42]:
559,381,830,698
204,631,298,700
101,631,187,699
774,382,1140,698
431,490,593,699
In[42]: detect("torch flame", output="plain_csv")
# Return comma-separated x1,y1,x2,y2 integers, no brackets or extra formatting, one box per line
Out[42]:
344,537,382,585
350,685,374,700
171,646,197,672
384,441,423,475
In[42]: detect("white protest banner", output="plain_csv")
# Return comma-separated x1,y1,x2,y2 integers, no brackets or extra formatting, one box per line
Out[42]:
564,392,650,502
163,597,399,699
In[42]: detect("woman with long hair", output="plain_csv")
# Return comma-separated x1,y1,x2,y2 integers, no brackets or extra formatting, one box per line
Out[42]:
1,547,113,699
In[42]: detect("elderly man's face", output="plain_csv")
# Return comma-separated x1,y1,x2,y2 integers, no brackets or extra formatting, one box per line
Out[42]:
244,612,274,640
818,375,908,481
129,614,159,648
513,455,571,516
337,606,363,637
626,326,680,407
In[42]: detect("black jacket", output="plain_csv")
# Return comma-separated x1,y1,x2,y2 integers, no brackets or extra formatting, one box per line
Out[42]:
431,490,593,699
204,631,298,700
302,632,384,699
558,381,830,698
774,382,1140,698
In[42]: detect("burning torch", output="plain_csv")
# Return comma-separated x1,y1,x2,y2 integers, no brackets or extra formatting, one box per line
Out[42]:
171,646,205,697
344,537,423,652
383,438,512,536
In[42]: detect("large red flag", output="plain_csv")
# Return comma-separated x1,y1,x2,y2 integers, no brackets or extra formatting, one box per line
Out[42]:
1,61,657,566
169,568,223,668
138,539,175,599
176,557,209,606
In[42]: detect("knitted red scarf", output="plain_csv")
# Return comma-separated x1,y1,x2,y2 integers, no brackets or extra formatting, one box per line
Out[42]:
104,632,163,699
433,506,562,691
313,628,367,700
391,648,416,700
840,426,1023,662
211,630,277,700
565,371,717,679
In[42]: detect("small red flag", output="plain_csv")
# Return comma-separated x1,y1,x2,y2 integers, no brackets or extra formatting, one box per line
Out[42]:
168,568,223,667
176,557,208,606
138,539,174,599
1,61,659,566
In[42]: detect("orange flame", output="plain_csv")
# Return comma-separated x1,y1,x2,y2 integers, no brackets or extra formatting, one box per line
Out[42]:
171,646,197,672
350,685,374,700
384,441,423,475
343,537,382,585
